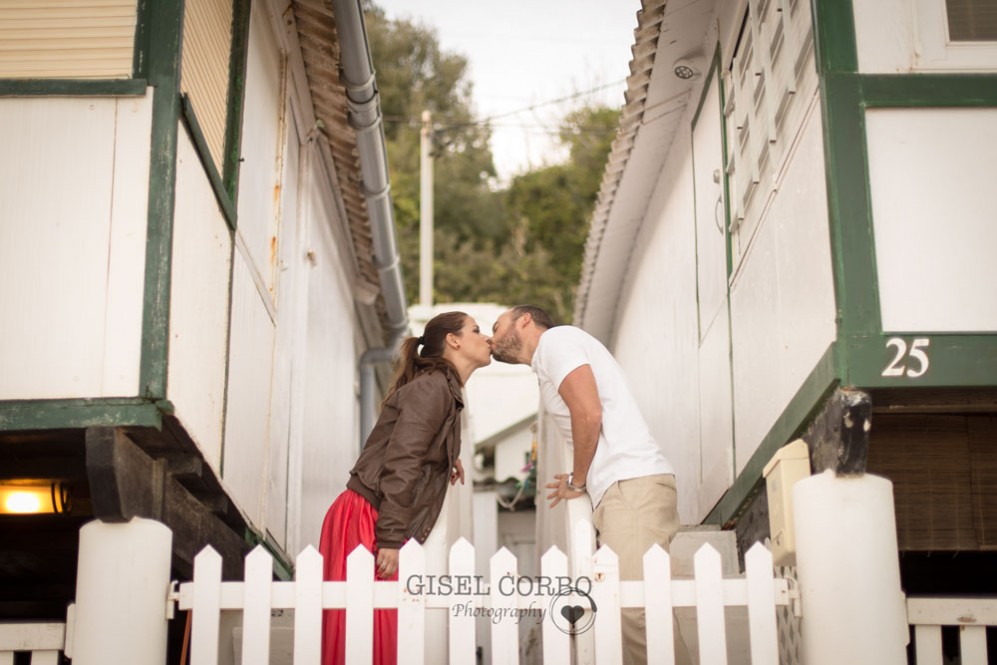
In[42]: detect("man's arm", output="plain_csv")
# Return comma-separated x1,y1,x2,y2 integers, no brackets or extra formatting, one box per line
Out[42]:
546,364,602,507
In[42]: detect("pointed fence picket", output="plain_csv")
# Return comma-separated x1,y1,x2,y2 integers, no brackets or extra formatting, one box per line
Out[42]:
176,520,792,664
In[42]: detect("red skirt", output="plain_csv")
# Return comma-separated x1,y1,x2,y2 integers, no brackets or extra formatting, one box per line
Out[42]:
319,489,397,665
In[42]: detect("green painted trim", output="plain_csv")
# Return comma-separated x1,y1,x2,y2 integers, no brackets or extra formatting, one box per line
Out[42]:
140,0,185,400
843,334,997,388
133,0,152,79
810,0,858,75
0,398,163,431
223,0,252,201
820,73,881,344
704,343,839,526
860,74,997,107
0,79,147,97
181,95,238,229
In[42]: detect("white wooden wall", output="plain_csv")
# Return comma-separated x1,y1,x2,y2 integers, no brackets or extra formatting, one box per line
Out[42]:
610,7,835,523
853,0,997,73
866,108,997,333
168,128,233,468
0,95,151,401
222,0,286,533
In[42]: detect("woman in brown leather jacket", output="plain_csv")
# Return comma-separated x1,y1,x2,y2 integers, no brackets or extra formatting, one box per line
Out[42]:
320,310,492,665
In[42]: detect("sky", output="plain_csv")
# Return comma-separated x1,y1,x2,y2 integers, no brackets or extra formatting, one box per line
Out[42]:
373,0,643,183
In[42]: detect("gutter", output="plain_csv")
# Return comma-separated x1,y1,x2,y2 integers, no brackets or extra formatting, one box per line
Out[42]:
331,0,409,445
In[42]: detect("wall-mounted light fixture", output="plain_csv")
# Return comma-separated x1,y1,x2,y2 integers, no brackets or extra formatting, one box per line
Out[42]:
672,58,702,80
0,480,72,515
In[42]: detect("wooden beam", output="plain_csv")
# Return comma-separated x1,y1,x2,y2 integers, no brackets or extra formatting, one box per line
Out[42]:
85,427,248,579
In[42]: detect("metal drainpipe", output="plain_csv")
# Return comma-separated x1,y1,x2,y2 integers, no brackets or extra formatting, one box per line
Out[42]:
332,0,410,447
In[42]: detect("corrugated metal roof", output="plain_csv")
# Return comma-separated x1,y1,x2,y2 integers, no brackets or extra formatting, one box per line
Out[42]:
574,0,669,341
291,0,390,336
574,0,715,344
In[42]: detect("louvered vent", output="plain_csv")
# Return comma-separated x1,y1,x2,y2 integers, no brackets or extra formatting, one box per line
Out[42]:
181,0,233,172
0,0,137,79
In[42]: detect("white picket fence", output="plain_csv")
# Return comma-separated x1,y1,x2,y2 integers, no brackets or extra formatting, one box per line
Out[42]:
0,622,65,665
177,522,791,665
906,597,996,665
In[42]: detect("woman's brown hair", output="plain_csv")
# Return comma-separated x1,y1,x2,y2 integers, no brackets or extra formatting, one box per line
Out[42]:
384,311,469,402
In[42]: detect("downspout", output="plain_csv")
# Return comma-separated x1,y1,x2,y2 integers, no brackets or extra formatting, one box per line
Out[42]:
332,0,410,446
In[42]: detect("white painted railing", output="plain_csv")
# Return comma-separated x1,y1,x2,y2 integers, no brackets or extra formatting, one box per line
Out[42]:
177,521,790,664
907,597,997,665
0,622,66,665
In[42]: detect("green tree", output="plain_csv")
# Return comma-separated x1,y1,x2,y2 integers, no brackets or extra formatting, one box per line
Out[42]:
364,4,619,321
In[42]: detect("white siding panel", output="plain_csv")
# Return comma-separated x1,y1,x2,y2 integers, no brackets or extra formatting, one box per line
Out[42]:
851,0,916,73
168,129,232,468
236,1,283,303
103,93,153,396
294,185,358,551
223,252,277,527
265,106,302,549
0,0,137,79
613,134,703,524
0,98,116,399
731,103,835,472
698,305,734,520
866,107,997,333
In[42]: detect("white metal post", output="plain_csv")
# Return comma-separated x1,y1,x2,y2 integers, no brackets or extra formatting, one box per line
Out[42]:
793,471,908,665
71,518,173,665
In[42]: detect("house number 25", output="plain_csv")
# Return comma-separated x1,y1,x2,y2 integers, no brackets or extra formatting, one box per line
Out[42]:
881,337,931,378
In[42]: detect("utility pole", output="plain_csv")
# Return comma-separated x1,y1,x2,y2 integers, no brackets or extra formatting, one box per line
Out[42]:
419,109,434,307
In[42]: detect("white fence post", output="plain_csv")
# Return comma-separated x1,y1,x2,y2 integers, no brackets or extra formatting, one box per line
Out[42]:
540,546,570,664
448,538,476,664
190,546,222,665
293,547,322,665
489,547,519,665
398,540,426,664
744,543,779,664
643,545,674,665
591,546,623,665
71,518,172,665
242,546,274,665
794,472,908,665
345,545,374,664
694,545,727,665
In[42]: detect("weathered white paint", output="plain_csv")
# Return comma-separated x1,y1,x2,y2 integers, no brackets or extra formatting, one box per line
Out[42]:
731,100,835,473
852,0,916,73
236,0,284,303
264,102,302,549
223,253,277,527
294,184,358,551
614,133,703,523
912,0,997,71
0,95,149,400
698,305,734,518
0,0,137,79
103,94,153,396
168,128,232,468
866,107,997,333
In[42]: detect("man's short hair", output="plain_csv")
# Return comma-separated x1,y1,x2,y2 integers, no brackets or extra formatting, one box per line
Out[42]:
510,304,556,330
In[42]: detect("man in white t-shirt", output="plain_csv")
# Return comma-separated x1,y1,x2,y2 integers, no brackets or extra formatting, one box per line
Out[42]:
491,305,689,665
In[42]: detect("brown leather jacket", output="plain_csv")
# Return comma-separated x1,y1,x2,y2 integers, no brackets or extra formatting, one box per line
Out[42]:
347,366,464,549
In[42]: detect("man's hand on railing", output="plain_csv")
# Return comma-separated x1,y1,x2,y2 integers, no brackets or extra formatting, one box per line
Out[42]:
546,473,586,508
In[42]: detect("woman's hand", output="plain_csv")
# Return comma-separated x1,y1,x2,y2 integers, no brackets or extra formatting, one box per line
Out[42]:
545,473,586,509
450,458,465,486
376,548,399,579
